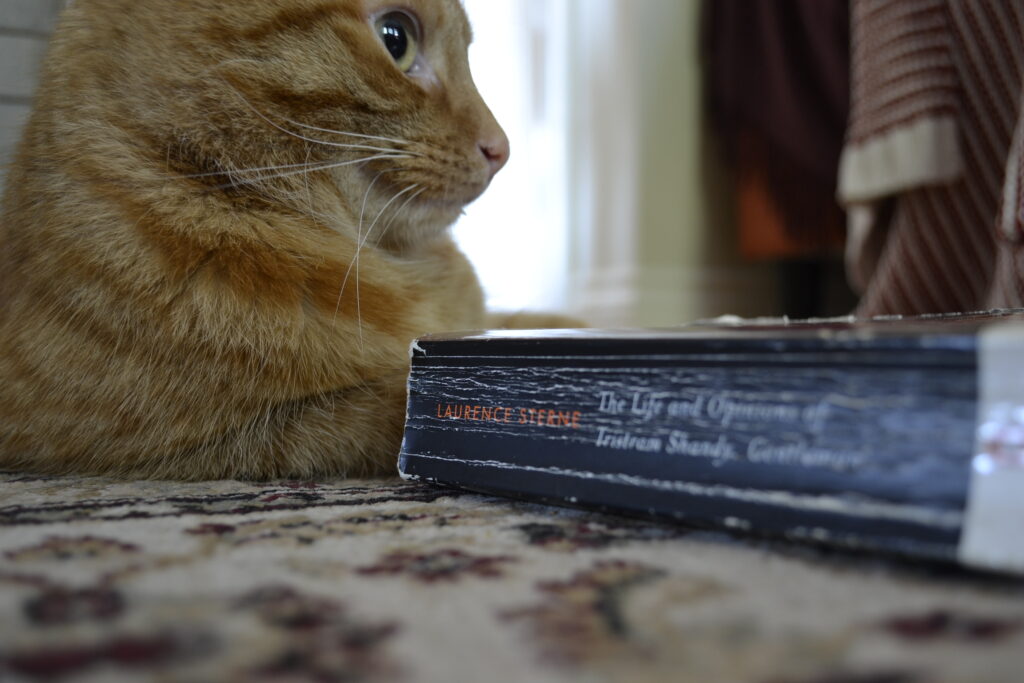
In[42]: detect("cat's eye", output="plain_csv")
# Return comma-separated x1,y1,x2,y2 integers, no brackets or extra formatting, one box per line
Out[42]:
376,11,420,74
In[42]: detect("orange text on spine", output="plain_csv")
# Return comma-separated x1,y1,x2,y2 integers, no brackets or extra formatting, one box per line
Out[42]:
436,404,582,429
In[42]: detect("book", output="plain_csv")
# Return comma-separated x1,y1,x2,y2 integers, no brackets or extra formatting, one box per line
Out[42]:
398,309,1024,575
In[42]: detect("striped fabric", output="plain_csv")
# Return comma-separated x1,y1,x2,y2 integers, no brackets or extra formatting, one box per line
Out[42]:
839,0,1024,316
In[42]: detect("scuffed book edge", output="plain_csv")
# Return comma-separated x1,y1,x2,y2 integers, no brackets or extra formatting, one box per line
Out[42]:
398,338,427,482
959,322,1024,574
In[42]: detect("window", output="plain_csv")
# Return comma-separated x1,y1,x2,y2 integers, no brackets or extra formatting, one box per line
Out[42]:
457,0,571,313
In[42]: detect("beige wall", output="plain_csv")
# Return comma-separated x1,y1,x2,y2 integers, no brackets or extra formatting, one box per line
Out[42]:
0,0,63,193
567,0,779,327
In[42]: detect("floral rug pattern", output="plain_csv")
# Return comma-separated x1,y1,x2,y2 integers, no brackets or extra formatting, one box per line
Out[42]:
0,472,1022,682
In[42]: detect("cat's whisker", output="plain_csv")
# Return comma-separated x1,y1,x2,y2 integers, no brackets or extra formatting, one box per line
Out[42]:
335,184,421,348
275,125,425,157
303,145,318,228
378,187,427,244
280,117,416,148
334,169,393,322
351,172,388,324
357,184,421,253
225,83,425,158
357,183,421,348
180,146,410,180
181,160,324,180
201,154,412,192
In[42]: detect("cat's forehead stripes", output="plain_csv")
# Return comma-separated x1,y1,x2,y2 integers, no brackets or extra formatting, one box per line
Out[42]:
232,2,363,43
204,1,363,46
208,0,473,51
417,0,473,46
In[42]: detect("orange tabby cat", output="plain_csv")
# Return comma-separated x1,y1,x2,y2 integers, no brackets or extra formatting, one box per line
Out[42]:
0,0,516,479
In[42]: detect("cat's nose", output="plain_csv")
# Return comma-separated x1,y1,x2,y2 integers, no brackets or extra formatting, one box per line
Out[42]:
479,128,510,179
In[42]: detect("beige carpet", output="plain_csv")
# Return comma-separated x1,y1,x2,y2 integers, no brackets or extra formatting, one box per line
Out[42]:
0,471,1022,683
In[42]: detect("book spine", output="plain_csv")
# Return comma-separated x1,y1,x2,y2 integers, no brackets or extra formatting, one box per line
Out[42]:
399,348,978,561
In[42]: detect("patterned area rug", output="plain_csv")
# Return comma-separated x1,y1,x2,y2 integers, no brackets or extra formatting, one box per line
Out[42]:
1,472,1022,683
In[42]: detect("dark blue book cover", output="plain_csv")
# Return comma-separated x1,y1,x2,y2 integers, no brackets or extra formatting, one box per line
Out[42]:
399,310,1024,574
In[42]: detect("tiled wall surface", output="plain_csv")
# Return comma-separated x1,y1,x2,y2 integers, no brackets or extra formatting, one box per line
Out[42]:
0,0,63,192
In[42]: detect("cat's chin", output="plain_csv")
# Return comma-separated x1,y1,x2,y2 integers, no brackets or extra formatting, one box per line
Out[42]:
339,155,493,250
369,197,467,253
419,196,472,217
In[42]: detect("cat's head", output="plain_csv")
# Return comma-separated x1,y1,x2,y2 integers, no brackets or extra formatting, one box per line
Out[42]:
52,0,508,249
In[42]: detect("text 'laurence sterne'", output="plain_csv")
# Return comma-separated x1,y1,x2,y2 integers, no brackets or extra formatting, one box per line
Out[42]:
436,404,583,429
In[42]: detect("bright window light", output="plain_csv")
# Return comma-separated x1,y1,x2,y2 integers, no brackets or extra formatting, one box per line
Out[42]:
457,0,570,313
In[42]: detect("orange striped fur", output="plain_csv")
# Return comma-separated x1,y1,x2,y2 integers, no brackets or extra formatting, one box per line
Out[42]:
0,0,514,479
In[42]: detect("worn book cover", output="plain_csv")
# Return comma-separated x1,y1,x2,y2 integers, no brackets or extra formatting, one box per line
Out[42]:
398,309,1024,575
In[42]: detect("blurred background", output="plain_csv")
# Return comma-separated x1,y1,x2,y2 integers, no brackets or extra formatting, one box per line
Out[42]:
0,0,860,327
458,0,858,326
